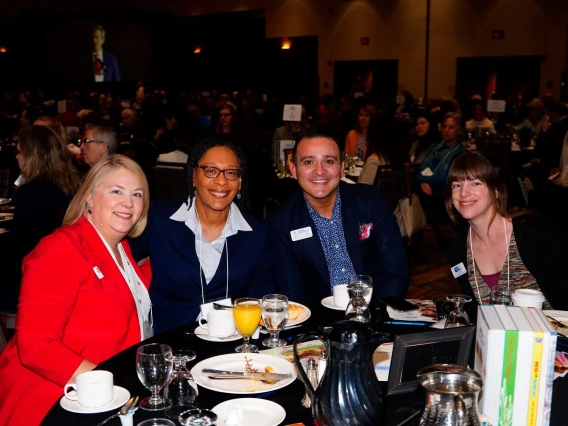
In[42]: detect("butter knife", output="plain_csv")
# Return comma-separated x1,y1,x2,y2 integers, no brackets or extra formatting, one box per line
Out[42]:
202,368,293,381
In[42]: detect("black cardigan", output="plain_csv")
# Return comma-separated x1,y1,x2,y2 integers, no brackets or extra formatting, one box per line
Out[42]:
448,215,568,312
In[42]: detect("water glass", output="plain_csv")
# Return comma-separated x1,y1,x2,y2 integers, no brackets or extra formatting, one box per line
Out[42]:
164,349,198,419
233,298,262,353
491,286,513,305
136,343,174,411
445,295,472,328
261,294,289,347
348,275,373,303
345,284,371,323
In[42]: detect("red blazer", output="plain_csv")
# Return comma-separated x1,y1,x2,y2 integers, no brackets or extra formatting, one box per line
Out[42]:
0,216,150,425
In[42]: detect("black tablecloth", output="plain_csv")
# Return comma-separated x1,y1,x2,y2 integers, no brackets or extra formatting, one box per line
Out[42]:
41,304,568,426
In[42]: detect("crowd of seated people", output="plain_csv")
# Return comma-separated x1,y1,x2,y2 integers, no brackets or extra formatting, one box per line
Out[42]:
1,84,568,425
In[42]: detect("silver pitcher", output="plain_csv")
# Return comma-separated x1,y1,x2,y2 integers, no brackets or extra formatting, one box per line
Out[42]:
416,364,483,426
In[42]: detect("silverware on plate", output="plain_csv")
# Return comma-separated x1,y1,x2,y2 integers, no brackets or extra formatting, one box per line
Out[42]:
546,315,568,329
202,368,292,384
95,395,138,426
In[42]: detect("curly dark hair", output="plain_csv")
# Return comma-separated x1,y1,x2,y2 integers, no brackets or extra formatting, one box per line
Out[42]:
184,135,250,211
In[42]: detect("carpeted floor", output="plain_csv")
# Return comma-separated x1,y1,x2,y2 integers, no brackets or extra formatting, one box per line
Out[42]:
406,227,461,302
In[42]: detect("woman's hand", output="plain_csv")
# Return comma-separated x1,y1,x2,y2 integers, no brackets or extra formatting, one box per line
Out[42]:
420,183,433,196
69,359,98,382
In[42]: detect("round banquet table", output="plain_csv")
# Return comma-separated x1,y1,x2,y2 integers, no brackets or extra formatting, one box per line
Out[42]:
41,304,568,426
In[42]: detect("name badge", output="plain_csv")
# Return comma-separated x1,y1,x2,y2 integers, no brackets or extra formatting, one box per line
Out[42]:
93,266,104,279
451,263,467,278
291,227,313,242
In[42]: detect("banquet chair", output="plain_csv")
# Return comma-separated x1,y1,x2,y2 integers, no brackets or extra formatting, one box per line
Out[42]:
148,162,186,200
373,164,423,267
373,164,412,211
476,137,512,181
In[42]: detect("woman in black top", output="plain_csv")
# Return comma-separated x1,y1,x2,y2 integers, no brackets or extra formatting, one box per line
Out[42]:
1,126,79,310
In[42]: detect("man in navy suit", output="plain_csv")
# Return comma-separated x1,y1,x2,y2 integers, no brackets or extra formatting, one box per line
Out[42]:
268,125,409,305
81,25,121,82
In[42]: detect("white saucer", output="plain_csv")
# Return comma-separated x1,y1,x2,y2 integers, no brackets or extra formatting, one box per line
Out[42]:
194,326,242,342
321,296,346,311
60,386,130,414
212,398,286,426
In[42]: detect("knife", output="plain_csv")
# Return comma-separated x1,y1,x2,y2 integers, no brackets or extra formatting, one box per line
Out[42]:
202,368,293,381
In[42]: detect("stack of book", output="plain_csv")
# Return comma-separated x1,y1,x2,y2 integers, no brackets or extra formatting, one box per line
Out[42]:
475,305,557,426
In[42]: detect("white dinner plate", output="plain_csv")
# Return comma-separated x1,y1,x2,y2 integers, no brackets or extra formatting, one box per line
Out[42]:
194,326,242,342
544,310,568,321
285,302,311,326
0,198,10,206
191,353,296,394
0,213,13,222
60,386,130,414
212,398,286,426
321,296,345,311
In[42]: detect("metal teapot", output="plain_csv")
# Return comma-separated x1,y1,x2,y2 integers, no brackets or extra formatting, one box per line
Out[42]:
416,364,483,426
293,321,391,426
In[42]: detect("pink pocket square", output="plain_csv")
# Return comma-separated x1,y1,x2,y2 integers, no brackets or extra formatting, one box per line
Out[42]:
359,223,373,241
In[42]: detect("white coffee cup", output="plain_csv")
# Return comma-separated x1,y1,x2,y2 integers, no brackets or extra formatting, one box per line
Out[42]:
512,289,545,309
199,309,236,337
333,284,350,309
64,370,114,408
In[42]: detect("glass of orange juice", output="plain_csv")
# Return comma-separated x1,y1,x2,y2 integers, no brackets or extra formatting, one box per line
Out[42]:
233,297,262,353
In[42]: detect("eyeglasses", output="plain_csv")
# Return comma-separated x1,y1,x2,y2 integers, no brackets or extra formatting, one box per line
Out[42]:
219,113,232,118
196,165,242,181
81,139,105,146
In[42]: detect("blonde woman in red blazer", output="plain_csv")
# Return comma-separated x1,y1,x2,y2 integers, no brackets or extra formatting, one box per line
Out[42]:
0,155,151,426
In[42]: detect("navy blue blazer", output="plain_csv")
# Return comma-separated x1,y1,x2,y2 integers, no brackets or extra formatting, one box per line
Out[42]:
81,51,121,82
130,198,275,334
268,181,409,305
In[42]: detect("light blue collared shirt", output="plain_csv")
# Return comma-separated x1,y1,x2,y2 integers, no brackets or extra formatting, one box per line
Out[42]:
169,198,252,283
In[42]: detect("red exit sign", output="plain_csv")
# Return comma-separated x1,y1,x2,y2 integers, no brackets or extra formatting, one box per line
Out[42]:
361,37,370,46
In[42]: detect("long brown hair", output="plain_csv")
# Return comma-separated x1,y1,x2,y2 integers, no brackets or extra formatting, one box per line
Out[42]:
34,116,68,145
18,125,79,196
63,155,149,238
444,151,508,228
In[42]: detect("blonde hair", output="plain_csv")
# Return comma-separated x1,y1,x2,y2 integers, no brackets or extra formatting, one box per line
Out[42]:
63,155,150,238
18,125,79,196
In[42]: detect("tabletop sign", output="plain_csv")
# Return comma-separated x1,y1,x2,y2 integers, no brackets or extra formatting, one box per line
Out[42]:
487,100,506,113
57,100,66,114
283,104,302,122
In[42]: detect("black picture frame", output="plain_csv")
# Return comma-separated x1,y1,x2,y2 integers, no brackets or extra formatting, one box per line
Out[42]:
386,326,475,396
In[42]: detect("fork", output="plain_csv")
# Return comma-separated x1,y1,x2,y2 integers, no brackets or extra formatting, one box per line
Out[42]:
207,375,280,385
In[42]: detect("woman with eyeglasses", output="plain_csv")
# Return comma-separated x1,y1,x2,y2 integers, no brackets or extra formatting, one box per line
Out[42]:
215,103,236,134
130,136,275,333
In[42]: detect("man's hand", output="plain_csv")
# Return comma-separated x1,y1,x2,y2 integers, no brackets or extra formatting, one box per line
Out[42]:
420,183,433,196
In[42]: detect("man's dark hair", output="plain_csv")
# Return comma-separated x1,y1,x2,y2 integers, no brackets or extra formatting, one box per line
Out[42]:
292,124,341,164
